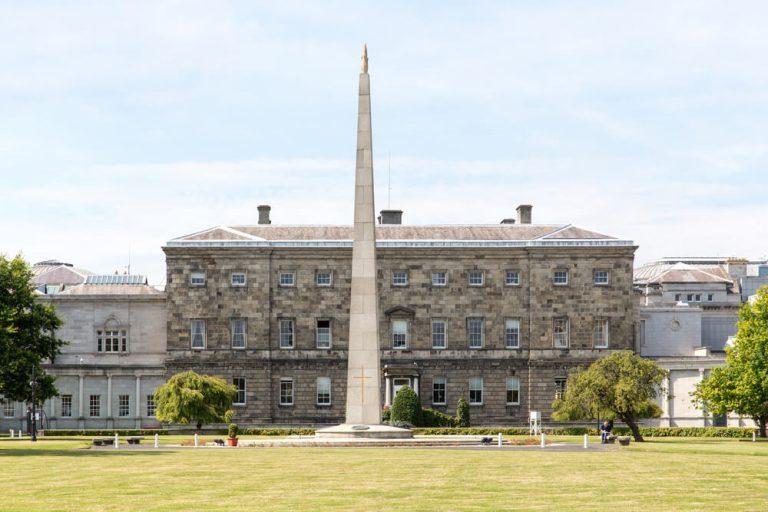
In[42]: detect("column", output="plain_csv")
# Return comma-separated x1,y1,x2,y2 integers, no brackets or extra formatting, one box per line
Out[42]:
384,377,391,407
106,374,113,424
78,374,84,418
135,375,142,429
661,373,670,427
413,376,419,396
698,369,707,426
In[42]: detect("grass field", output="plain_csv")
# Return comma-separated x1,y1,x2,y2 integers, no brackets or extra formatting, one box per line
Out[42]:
1,436,767,511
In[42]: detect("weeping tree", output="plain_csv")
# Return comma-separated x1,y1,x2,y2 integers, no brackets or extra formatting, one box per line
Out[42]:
0,255,65,406
694,287,768,437
154,371,236,432
552,351,666,441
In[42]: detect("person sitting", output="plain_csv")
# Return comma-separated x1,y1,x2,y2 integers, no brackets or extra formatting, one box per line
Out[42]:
600,420,613,444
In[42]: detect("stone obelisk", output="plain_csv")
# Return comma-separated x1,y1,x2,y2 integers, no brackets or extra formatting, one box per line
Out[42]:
345,44,382,425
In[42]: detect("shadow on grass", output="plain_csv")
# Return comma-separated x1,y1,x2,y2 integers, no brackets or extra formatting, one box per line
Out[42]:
0,448,170,457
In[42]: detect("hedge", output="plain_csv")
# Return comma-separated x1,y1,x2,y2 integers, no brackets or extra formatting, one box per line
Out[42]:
411,426,758,438
39,429,170,437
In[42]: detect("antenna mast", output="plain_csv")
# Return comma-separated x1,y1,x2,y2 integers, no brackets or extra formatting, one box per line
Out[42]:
387,152,391,208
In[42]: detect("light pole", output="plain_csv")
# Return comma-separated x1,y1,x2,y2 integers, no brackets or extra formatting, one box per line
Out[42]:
30,365,37,442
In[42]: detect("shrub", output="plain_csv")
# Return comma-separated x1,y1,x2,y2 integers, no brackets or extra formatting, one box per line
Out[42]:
421,408,457,427
456,398,470,427
391,420,414,429
228,423,239,439
391,386,422,426
381,407,391,424
40,429,169,437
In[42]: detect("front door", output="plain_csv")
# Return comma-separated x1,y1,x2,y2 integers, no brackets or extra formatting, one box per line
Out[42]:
392,378,411,402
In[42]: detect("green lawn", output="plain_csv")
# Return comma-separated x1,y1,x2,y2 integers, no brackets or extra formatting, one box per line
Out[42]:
1,436,767,511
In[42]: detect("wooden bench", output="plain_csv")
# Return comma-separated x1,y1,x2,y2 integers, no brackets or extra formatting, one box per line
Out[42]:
92,438,114,446
127,436,144,445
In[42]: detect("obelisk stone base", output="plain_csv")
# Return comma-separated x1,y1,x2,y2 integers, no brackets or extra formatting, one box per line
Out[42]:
315,424,413,439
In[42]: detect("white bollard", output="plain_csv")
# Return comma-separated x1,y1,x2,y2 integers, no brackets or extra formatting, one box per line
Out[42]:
194,433,199,448
497,432,502,447
583,433,588,449
154,433,159,448
9,429,13,438
753,431,757,442
114,433,119,449
540,432,545,448
18,430,22,439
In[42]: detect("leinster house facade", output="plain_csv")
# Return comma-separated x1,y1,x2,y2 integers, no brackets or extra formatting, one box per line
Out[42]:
164,205,637,426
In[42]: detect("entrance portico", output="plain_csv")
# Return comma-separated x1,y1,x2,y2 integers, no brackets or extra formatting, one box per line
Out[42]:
383,364,420,406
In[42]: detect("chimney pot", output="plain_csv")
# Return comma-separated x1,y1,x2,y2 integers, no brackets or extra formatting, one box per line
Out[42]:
257,205,271,225
516,204,532,224
379,209,403,225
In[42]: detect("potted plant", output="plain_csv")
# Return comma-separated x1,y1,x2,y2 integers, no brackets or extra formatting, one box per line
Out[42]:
227,423,239,446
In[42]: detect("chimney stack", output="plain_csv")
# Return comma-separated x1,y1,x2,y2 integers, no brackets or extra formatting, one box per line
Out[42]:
379,209,403,225
516,204,532,225
257,205,271,225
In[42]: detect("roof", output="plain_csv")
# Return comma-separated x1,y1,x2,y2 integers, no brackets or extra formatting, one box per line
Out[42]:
57,283,163,296
167,224,632,249
31,261,93,286
635,262,734,285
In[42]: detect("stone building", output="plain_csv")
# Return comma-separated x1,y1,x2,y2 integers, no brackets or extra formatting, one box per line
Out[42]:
0,272,167,432
164,206,637,426
634,257,762,427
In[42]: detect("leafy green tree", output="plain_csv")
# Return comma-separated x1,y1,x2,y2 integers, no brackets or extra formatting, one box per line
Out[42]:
154,371,236,432
0,255,64,405
456,397,470,427
694,287,768,437
552,351,666,441
390,386,422,427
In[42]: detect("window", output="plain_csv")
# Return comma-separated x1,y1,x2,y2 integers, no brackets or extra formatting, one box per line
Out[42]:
708,293,714,302
2,400,14,418
315,270,332,287
60,395,72,417
392,271,409,286
191,320,206,349
118,395,130,417
316,319,332,349
392,320,409,349
506,377,520,405
553,317,569,348
431,271,447,286
431,320,446,349
505,319,521,349
231,319,247,349
505,270,520,286
231,272,246,286
594,270,610,285
675,293,681,302
146,395,156,417
279,319,294,349
233,378,246,405
97,329,128,353
280,379,294,406
554,378,567,400
45,284,60,295
686,294,693,302
190,272,206,286
553,270,568,285
279,272,295,287
468,318,484,348
316,377,331,405
469,378,483,405
89,395,101,417
468,271,484,286
594,319,609,348
432,377,446,405
694,294,701,302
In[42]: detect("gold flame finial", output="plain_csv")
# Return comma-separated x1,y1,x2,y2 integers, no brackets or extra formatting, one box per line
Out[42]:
361,44,368,73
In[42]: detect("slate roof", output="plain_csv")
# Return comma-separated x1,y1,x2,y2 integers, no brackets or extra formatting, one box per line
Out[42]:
58,284,163,296
170,224,618,243
31,261,92,286
634,262,733,285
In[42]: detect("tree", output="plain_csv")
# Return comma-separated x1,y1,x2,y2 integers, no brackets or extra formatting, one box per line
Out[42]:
0,255,65,405
552,351,666,441
154,371,236,432
694,287,768,437
456,397,470,427
390,386,422,427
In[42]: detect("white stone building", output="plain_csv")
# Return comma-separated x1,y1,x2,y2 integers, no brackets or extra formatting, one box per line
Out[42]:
635,257,761,427
0,269,166,432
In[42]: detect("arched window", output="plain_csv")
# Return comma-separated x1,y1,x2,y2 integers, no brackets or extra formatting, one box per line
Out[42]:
96,318,128,353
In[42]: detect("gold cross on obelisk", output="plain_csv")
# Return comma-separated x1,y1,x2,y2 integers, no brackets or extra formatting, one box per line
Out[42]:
351,365,370,404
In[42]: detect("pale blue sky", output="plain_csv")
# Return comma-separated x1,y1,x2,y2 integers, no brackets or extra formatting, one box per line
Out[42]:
1,1,767,284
